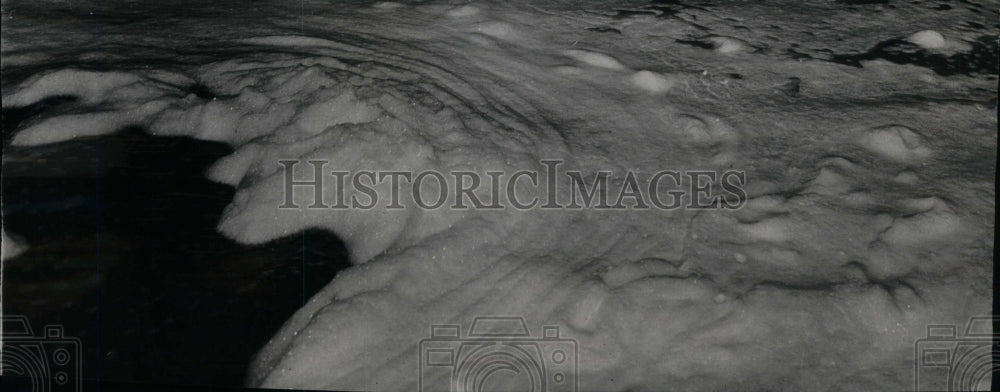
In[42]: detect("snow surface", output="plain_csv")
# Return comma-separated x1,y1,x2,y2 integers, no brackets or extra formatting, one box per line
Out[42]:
2,0,995,391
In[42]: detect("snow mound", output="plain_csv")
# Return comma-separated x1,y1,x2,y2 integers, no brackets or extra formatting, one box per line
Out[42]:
907,30,947,50
630,70,674,93
563,49,627,70
859,124,933,164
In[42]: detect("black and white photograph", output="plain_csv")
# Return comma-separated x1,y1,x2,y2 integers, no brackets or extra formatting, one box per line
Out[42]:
1,0,997,391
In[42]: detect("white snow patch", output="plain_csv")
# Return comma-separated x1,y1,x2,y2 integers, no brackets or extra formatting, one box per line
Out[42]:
4,69,188,107
447,5,480,18
562,49,627,70
859,125,932,163
476,21,516,40
708,36,749,54
296,91,380,134
630,70,674,93
1,230,28,261
907,30,946,50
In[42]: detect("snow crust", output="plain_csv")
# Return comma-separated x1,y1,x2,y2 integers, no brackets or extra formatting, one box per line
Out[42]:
2,0,995,390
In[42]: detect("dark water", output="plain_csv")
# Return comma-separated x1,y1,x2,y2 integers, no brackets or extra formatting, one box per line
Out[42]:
2,107,352,387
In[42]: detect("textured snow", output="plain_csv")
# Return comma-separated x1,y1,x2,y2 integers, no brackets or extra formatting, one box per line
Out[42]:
1,0,995,391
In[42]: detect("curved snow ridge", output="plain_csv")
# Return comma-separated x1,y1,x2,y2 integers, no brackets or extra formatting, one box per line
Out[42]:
2,1,995,390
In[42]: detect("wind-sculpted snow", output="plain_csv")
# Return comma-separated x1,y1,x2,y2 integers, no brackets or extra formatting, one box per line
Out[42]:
2,0,996,390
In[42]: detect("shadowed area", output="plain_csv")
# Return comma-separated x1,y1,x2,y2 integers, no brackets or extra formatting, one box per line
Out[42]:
2,124,351,386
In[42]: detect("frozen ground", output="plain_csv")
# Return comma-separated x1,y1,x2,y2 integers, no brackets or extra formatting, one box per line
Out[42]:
2,0,996,390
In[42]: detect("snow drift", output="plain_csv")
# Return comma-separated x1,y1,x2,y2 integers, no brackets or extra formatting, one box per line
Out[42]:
2,0,995,390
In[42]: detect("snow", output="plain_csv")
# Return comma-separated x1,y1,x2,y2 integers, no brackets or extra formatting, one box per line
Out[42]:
446,5,480,18
859,124,933,164
630,70,675,93
562,49,628,70
707,36,748,54
907,30,947,50
1,0,995,390
1,230,28,261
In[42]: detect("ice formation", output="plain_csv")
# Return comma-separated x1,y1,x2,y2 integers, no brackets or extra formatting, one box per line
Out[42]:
2,0,995,390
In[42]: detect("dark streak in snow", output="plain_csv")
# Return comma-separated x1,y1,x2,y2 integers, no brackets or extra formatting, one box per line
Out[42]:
829,35,999,76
